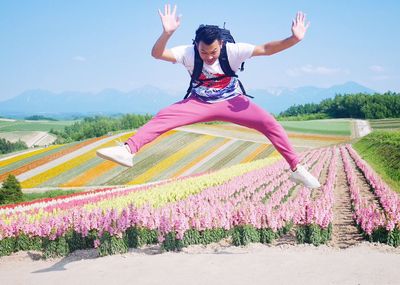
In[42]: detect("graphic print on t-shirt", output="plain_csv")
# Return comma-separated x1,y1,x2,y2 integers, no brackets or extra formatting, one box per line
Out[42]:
192,69,240,102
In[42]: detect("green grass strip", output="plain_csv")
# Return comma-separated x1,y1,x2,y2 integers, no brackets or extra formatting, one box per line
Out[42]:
22,189,82,203
353,130,400,193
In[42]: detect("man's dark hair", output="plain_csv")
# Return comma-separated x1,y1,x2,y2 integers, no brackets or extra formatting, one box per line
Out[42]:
194,25,221,45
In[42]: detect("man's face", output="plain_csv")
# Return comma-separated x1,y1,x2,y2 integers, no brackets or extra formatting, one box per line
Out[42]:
197,39,222,65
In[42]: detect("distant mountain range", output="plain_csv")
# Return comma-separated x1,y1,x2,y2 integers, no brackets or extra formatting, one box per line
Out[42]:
0,81,376,119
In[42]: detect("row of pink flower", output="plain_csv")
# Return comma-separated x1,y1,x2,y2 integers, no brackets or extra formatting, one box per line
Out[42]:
340,146,386,235
0,151,288,238
153,147,335,240
289,146,337,230
0,147,328,241
269,147,331,221
0,145,335,243
345,145,400,231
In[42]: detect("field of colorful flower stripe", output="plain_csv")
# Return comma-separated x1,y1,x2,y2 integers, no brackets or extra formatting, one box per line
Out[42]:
0,136,104,182
178,123,349,150
0,144,340,257
1,120,351,189
109,133,277,186
20,133,134,188
1,142,398,258
25,130,274,188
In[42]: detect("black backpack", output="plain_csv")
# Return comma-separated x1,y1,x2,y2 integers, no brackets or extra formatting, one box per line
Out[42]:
183,24,253,99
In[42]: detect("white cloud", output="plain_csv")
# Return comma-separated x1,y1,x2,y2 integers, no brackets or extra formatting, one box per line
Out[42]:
369,65,384,73
286,64,345,76
73,56,87,62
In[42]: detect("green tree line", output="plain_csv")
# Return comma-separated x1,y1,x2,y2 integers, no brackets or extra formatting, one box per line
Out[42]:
0,138,28,154
24,115,58,121
278,92,400,119
50,114,153,143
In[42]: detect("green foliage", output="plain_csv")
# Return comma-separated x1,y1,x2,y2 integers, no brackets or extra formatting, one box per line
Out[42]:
296,224,332,245
181,229,202,246
42,236,70,259
160,228,230,251
0,237,17,256
97,232,129,257
126,227,158,248
163,228,229,251
0,175,23,205
360,226,390,244
201,228,228,245
276,113,330,121
65,230,91,252
162,232,185,251
24,115,58,121
353,130,400,192
51,114,153,143
15,234,42,252
361,226,399,247
277,221,293,236
259,228,277,244
0,138,28,154
387,228,400,247
232,225,260,246
22,189,82,203
279,92,400,119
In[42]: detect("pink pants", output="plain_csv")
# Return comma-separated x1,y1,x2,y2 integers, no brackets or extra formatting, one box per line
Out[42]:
125,94,299,170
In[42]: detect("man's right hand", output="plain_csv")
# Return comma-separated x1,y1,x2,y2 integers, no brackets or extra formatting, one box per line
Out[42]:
158,4,181,35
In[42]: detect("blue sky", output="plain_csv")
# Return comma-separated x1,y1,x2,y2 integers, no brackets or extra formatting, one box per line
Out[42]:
0,1,399,101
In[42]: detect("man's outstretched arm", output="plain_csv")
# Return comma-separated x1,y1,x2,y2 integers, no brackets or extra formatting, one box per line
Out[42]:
252,11,310,57
151,4,181,62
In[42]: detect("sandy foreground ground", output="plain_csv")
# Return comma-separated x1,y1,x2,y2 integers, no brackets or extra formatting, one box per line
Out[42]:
0,241,399,285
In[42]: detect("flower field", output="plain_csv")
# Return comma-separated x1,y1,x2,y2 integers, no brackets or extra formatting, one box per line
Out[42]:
1,143,398,258
2,129,280,188
0,136,105,183
0,119,354,189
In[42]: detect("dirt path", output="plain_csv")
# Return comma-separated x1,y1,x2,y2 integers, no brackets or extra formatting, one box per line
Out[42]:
29,132,57,147
343,147,381,207
329,152,364,248
351,119,372,139
356,119,372,137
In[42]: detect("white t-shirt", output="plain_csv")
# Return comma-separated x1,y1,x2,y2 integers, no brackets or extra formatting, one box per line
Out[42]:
171,42,255,103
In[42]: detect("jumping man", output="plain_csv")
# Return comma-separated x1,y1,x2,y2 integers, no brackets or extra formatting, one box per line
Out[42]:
96,4,320,188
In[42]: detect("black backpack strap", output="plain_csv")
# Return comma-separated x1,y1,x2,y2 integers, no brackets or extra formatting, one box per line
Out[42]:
220,43,253,98
184,46,203,99
219,44,236,77
238,79,253,98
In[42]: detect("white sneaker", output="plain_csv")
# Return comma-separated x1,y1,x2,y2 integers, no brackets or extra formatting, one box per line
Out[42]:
96,143,135,167
289,164,321,189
